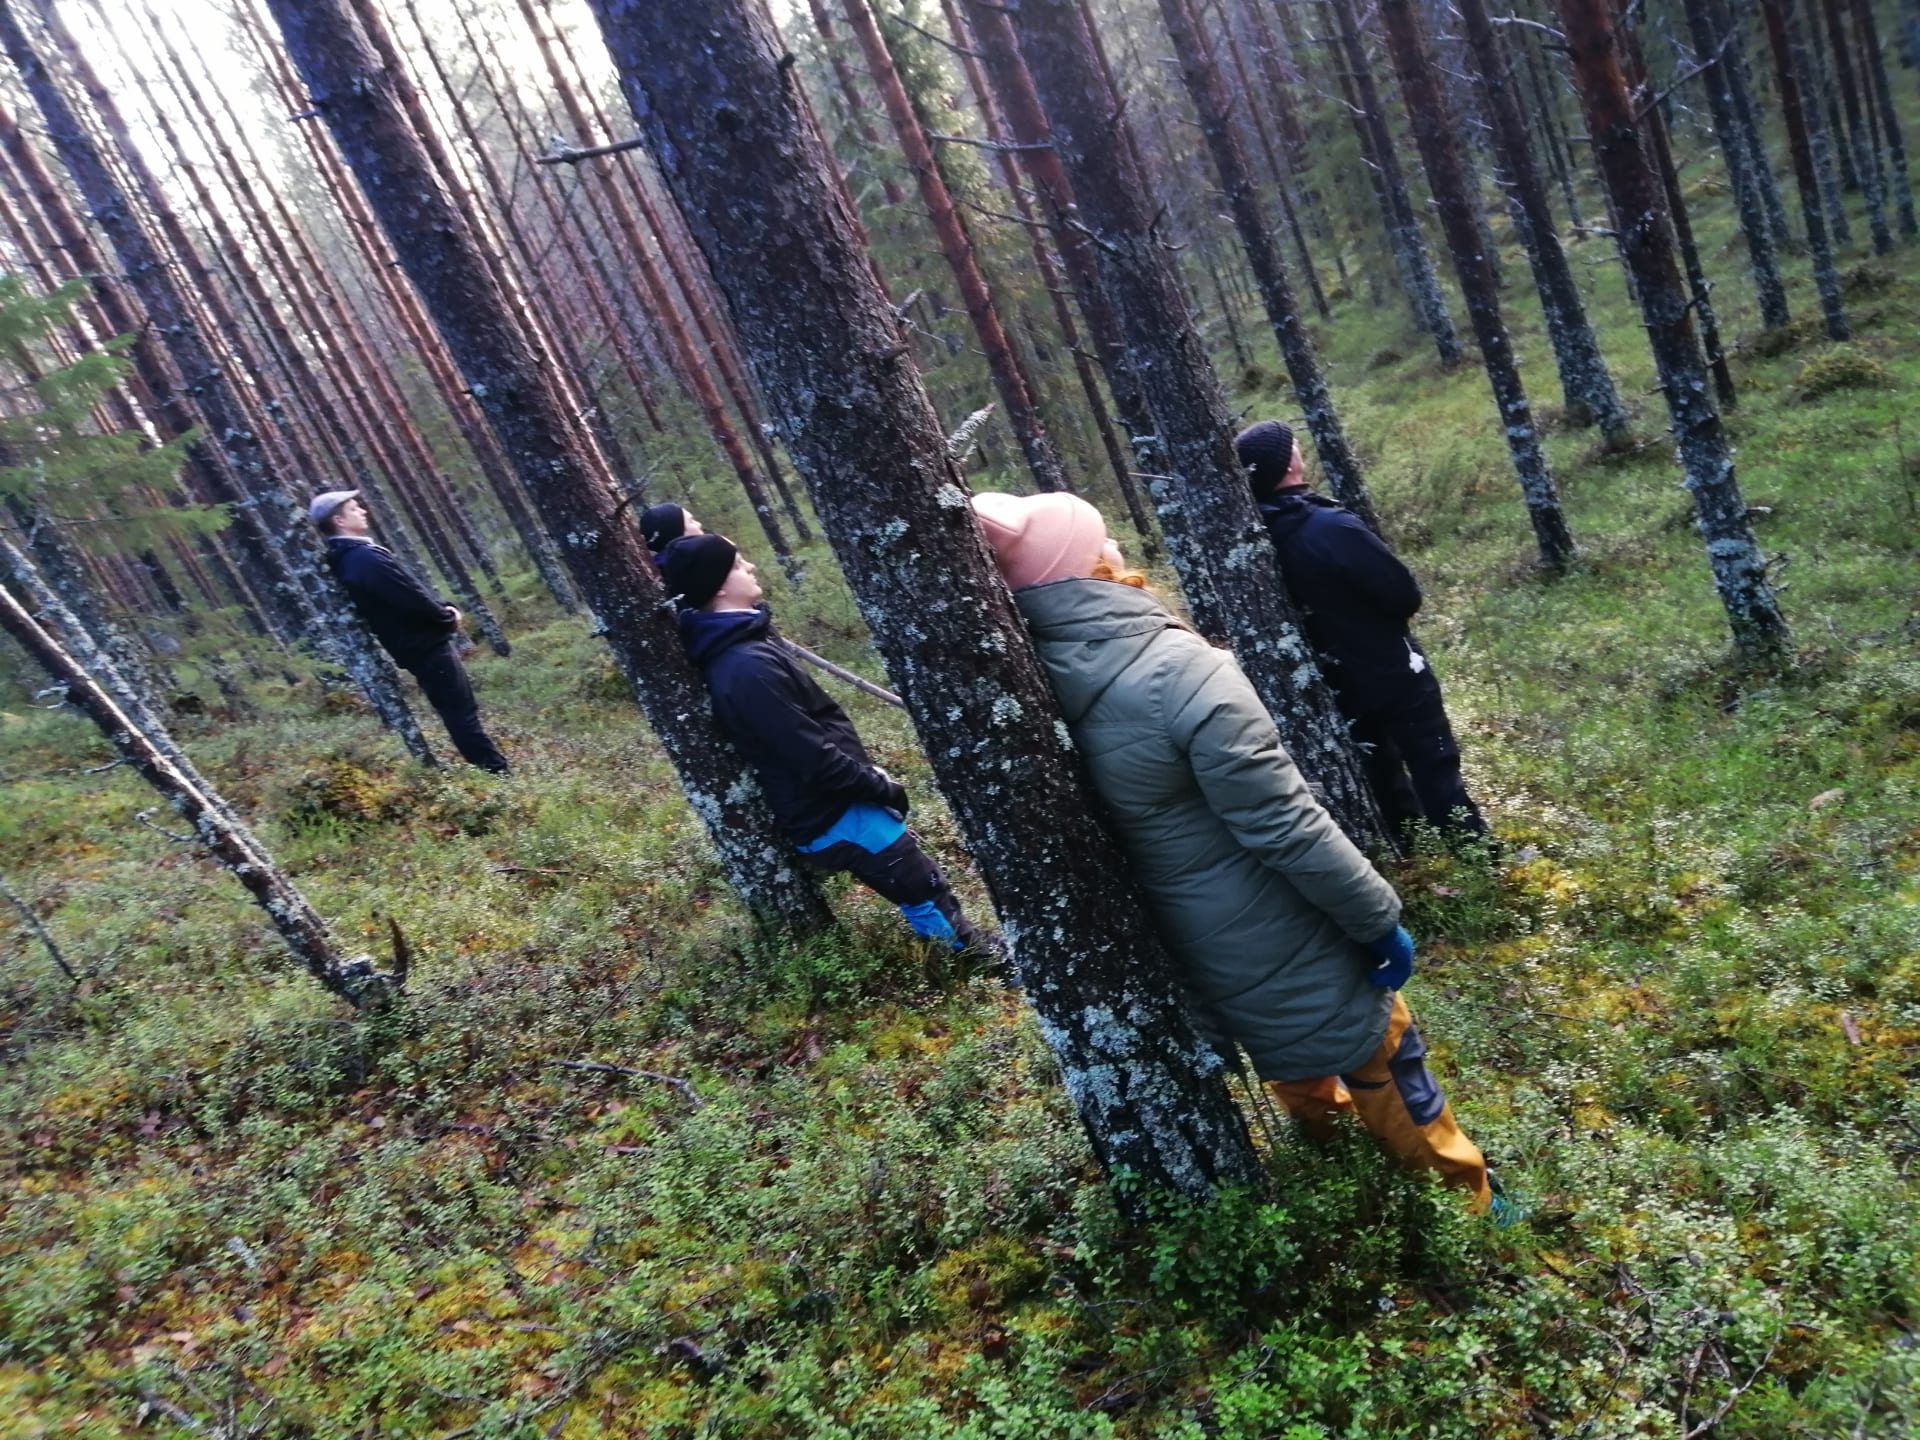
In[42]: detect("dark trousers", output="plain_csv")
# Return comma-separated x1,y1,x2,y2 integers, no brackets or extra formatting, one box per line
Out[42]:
403,643,509,773
800,831,982,949
1348,678,1486,840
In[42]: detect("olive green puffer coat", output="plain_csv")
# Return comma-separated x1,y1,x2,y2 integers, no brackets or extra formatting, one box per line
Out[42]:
1015,577,1401,1081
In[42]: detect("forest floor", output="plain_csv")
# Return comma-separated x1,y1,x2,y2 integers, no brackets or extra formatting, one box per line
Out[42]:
4,191,1920,1436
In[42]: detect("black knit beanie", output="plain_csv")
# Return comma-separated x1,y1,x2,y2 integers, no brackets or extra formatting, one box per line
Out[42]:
658,533,738,610
1233,420,1297,497
640,502,687,553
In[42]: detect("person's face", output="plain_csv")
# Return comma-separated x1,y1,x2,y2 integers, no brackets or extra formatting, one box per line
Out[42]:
1100,536,1125,573
332,497,371,536
682,513,706,537
709,551,762,610
1284,441,1305,488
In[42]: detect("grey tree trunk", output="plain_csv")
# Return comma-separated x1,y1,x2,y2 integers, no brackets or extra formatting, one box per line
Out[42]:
262,0,834,937
1680,0,1793,329
1326,0,1462,365
1554,0,1790,661
1761,0,1854,338
0,577,390,1007
1818,0,1892,252
1380,0,1577,572
1846,0,1917,238
585,0,1267,1201
1155,0,1377,530
1713,0,1798,250
1456,0,1631,442
1002,0,1387,848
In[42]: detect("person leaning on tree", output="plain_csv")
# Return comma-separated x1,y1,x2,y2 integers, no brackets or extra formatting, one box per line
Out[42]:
971,489,1507,1216
659,532,996,958
309,489,510,774
640,501,703,557
1235,421,1489,843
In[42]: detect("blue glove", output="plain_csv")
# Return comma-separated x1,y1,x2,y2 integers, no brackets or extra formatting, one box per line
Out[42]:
1363,925,1415,990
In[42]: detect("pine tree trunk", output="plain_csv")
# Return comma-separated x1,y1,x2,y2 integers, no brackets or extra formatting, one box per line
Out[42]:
840,0,1070,495
1715,0,1798,250
999,0,1386,847
262,0,832,935
586,0,1267,1201
803,0,907,205
1680,0,1793,328
0,576,389,1007
1326,0,1463,365
1761,0,1853,337
960,1,1158,530
937,0,1152,538
1379,0,1577,571
1455,0,1629,441
1553,0,1789,661
0,1,436,760
1609,0,1737,411
1846,0,1917,238
1818,0,1891,252
1155,0,1376,527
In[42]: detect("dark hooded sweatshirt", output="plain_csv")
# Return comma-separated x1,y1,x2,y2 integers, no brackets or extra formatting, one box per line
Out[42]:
323,535,458,666
1257,491,1430,715
679,605,902,846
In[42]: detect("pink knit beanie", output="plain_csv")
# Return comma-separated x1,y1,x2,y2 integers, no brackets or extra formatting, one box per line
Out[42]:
971,491,1111,590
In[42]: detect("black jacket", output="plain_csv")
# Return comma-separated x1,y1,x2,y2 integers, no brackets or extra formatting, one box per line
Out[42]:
1257,491,1430,715
324,536,458,666
680,605,904,845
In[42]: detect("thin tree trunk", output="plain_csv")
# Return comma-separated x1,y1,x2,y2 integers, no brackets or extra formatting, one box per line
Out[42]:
1326,0,1462,365
1715,0,1798,250
0,1,435,760
262,0,832,935
840,0,1070,494
1761,0,1853,337
803,0,906,205
1847,0,1917,238
1553,0,1789,661
1818,0,1891,251
1610,0,1737,410
937,0,1152,537
588,0,1267,1201
0,576,390,1007
1457,0,1630,441
1680,0,1793,328
1379,0,1577,570
1155,0,1378,527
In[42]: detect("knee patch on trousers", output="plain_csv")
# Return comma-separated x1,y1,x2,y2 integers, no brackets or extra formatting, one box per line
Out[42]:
1385,1024,1445,1127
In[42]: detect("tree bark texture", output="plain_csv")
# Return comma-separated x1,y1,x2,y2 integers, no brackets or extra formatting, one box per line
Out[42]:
1380,0,1577,573
1817,0,1892,252
1680,0,1793,329
1846,0,1917,238
1760,0,1853,339
586,0,1269,1201
1554,0,1789,660
0,577,386,1007
262,0,835,935
839,0,1070,496
1154,0,1376,530
1000,0,1385,847
1455,0,1631,441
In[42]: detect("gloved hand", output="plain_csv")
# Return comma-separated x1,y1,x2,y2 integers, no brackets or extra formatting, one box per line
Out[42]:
877,771,910,817
1362,925,1415,991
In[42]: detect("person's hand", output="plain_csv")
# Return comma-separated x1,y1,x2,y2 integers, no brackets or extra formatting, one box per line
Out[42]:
1362,925,1415,990
880,777,910,817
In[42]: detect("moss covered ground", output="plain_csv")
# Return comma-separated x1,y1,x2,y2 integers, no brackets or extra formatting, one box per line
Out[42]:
4,188,1920,1436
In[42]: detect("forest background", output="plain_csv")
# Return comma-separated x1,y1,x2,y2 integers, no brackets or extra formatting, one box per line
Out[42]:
0,0,1917,1434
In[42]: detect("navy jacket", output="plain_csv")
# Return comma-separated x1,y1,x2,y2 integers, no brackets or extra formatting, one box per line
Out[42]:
680,605,904,845
324,536,458,666
1257,491,1430,715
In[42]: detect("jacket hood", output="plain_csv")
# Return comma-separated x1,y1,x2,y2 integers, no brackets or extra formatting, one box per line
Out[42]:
680,604,772,667
1257,488,1340,541
1014,578,1189,724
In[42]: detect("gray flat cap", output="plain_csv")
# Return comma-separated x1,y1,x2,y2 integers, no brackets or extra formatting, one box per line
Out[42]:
308,489,361,526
